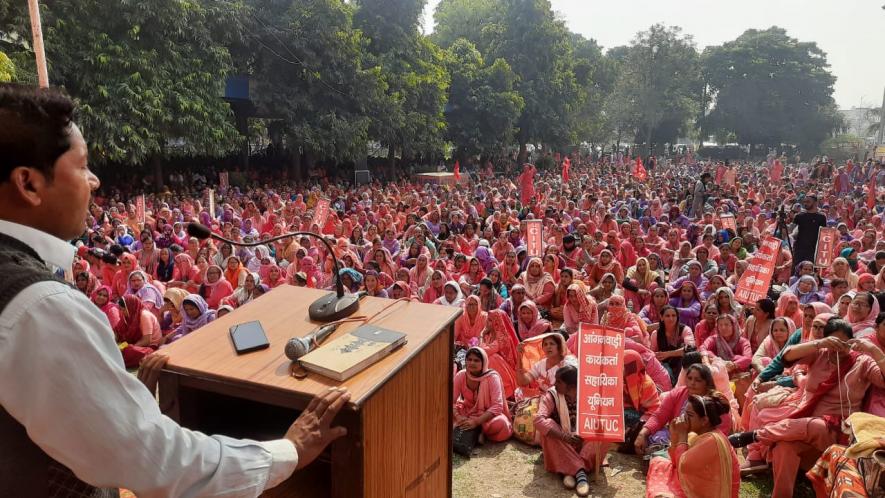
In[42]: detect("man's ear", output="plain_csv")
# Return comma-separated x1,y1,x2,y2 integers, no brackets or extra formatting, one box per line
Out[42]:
6,167,47,207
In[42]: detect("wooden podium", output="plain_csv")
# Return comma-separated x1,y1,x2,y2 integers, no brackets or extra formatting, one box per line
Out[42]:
158,286,460,497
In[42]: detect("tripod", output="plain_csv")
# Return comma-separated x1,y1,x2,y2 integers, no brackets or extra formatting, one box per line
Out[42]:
773,207,793,255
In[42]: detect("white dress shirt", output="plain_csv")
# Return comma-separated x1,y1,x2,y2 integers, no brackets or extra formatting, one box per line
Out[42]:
0,220,297,497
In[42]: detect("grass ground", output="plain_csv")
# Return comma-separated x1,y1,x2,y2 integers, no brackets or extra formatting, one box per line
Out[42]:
452,440,815,498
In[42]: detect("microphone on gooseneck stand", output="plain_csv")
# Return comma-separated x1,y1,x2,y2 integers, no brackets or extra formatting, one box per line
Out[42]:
186,222,360,322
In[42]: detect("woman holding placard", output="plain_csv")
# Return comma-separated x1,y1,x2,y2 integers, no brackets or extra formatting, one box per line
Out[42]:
534,365,598,497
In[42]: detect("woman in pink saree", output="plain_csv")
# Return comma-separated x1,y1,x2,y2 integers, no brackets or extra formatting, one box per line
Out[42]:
645,393,739,498
516,300,553,340
454,295,487,347
453,347,513,443
481,310,521,399
534,365,596,497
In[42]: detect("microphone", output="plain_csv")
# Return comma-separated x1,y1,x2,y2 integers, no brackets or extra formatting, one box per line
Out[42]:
187,222,359,322
285,323,340,360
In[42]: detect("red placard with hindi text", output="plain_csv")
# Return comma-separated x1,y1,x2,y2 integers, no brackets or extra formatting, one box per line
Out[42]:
735,236,781,305
311,198,331,233
814,227,839,269
576,324,625,443
719,213,737,233
525,219,543,258
135,194,146,224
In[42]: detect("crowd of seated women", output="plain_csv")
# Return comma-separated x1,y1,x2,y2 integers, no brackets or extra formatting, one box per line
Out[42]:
75,156,885,497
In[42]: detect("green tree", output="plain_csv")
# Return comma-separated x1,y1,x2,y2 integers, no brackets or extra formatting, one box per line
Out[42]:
354,0,449,165
245,0,384,168
481,0,580,158
569,34,618,150
431,0,495,50
611,24,702,154
0,51,14,82
1,0,243,172
444,38,523,159
702,27,840,152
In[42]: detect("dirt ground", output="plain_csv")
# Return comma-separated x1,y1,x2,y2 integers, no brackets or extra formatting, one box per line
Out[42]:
452,440,814,498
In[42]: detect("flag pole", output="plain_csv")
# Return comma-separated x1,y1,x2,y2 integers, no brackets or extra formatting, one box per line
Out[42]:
27,0,49,88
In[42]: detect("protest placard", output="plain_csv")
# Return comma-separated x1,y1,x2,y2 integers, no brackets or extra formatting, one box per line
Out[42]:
525,219,543,258
814,227,839,269
311,198,331,233
735,236,781,304
576,324,625,444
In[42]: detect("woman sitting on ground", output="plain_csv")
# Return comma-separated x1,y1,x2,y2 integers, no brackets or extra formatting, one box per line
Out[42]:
534,365,595,497
115,295,162,369
199,265,234,310
651,305,696,385
634,363,731,457
452,347,513,445
454,295,487,347
645,392,739,498
699,314,753,378
165,294,216,344
481,310,521,399
516,333,576,395
516,300,553,341
622,350,662,453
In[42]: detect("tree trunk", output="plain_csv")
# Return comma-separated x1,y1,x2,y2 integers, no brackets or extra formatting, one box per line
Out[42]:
517,142,528,165
386,144,396,173
152,155,163,191
288,147,302,181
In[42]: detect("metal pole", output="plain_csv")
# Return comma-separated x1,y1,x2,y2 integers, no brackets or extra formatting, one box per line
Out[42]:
27,0,49,88
878,86,885,145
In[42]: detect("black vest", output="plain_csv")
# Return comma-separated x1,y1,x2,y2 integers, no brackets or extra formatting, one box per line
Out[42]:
0,232,118,498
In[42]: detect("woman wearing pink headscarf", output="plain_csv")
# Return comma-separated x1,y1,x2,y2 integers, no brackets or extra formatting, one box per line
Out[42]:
455,295,488,347
519,257,555,308
481,310,521,399
775,293,803,329
699,314,753,376
847,291,880,338
516,301,553,340
601,295,649,348
453,347,513,443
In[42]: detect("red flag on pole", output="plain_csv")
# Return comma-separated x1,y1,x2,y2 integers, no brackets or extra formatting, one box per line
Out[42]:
562,157,570,183
454,160,461,180
634,156,647,181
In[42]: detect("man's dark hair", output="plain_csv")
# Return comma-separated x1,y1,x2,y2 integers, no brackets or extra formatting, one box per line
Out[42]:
0,84,75,182
823,318,853,339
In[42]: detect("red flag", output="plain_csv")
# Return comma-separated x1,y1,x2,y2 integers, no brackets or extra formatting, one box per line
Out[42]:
868,173,877,210
454,160,461,180
562,157,570,183
634,157,647,181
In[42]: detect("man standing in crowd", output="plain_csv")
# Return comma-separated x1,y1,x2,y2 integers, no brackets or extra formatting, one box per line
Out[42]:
791,194,828,271
0,84,349,497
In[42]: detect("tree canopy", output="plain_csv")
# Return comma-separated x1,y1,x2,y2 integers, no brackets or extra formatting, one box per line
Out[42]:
0,2,844,169
1,0,242,165
702,27,841,151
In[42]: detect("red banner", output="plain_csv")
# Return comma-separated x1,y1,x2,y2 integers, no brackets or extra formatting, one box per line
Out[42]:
576,324,625,443
135,194,145,224
719,213,737,233
814,227,839,268
219,171,229,189
311,198,331,233
735,236,781,304
525,219,543,258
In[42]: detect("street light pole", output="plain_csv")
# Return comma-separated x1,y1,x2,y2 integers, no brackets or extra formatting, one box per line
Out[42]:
27,0,49,88
878,86,885,145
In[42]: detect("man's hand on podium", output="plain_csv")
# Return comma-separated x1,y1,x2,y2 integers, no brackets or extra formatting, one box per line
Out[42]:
286,387,351,470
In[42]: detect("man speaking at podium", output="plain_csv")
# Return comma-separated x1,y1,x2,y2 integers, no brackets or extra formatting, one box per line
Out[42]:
0,84,349,497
